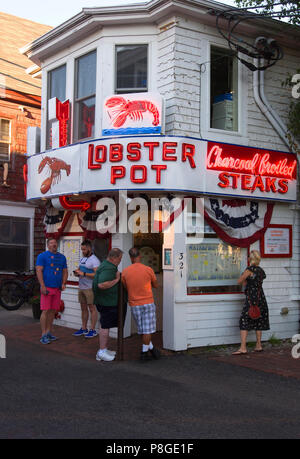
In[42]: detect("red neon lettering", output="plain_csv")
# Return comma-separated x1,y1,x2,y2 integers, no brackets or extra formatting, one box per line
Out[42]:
111,166,126,184
130,165,147,183
162,142,177,161
88,144,107,169
127,143,141,161
218,172,230,188
278,179,288,194
251,175,265,192
110,144,123,162
56,99,70,147
207,142,297,180
182,143,196,169
231,173,240,189
151,165,167,184
241,174,252,190
265,177,277,193
144,142,160,161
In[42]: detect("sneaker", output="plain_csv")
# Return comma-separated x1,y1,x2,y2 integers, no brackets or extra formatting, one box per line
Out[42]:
84,329,98,339
107,349,116,356
47,333,58,342
40,334,50,345
96,349,115,362
73,328,88,337
150,346,161,360
140,350,152,361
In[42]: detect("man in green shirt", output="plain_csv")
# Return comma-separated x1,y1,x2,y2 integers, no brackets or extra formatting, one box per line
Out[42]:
93,248,123,362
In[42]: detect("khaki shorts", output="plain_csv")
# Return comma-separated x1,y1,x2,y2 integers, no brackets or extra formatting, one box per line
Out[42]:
78,288,94,305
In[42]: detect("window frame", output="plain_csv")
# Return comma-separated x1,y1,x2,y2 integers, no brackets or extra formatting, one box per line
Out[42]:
73,49,97,142
185,218,248,296
200,39,248,145
46,64,67,150
0,216,30,272
0,118,11,162
115,44,149,94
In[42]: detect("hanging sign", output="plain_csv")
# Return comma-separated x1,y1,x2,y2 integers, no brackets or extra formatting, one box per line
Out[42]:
26,136,297,202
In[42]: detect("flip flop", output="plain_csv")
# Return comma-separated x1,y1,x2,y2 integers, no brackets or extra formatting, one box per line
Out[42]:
232,350,248,355
254,349,263,352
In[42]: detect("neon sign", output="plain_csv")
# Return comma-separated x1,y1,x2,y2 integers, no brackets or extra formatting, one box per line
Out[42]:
88,141,196,184
48,98,70,148
207,142,297,195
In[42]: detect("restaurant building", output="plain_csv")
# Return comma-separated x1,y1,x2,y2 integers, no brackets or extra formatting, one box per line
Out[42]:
22,0,300,350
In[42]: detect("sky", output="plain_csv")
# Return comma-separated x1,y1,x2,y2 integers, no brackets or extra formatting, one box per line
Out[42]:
0,0,236,27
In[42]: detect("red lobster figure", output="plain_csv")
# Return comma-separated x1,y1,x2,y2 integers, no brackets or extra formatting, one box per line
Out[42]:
105,97,160,128
38,156,71,194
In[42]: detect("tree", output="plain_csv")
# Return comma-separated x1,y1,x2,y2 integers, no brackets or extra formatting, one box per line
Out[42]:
235,0,300,25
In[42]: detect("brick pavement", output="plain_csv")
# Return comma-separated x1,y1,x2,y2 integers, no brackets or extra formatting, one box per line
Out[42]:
2,319,300,379
2,322,170,362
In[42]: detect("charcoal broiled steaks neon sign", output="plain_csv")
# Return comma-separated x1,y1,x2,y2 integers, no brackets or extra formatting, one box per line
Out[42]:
206,142,297,195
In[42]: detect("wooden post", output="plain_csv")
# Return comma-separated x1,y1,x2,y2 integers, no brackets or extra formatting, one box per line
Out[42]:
117,273,124,361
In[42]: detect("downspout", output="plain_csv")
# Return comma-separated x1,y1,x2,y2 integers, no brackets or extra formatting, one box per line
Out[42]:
252,36,300,152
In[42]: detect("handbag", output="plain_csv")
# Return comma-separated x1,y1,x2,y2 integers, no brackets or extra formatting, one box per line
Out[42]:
247,288,261,320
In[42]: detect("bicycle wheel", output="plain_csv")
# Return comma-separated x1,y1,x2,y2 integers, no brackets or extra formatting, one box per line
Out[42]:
0,279,25,310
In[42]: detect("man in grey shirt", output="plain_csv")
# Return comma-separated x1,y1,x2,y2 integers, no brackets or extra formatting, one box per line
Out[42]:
73,240,100,338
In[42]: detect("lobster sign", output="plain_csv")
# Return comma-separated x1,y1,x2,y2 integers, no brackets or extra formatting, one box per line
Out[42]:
38,156,71,194
102,92,163,135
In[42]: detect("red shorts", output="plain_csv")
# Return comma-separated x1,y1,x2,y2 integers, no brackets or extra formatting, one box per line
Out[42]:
40,287,62,311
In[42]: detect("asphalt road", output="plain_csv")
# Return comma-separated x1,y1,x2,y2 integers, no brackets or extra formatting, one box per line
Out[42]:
1,306,300,440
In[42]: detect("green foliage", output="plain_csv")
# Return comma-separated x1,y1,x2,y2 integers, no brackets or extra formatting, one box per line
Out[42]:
235,0,300,25
282,70,300,154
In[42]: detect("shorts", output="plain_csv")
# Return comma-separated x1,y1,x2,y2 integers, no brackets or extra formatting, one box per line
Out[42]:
40,287,61,311
130,303,156,335
78,288,94,305
96,305,118,329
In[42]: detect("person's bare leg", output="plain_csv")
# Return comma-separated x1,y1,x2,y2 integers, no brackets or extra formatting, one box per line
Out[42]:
99,328,109,350
88,304,98,330
232,330,248,354
255,331,263,351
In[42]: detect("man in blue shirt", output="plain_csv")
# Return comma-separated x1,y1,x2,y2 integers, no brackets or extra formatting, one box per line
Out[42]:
36,238,68,344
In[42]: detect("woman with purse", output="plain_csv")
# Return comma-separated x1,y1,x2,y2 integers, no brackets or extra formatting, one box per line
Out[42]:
232,250,270,355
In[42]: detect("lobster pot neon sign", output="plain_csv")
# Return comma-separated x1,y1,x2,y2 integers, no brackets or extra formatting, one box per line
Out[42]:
102,92,164,136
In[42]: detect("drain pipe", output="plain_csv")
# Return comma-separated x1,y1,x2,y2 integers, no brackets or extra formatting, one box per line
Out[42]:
253,68,289,149
252,37,300,152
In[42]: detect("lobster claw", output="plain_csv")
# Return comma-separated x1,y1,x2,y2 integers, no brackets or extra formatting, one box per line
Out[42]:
38,156,50,174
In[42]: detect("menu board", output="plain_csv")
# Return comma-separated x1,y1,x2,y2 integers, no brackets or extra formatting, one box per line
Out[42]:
261,225,292,257
187,241,246,287
60,237,82,282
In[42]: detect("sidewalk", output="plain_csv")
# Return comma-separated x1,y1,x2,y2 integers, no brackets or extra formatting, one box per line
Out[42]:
1,306,300,379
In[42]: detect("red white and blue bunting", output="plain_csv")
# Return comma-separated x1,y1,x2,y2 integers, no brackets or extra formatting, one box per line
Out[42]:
203,198,274,248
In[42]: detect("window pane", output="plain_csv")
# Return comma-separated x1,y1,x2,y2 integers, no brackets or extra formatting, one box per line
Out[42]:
210,46,238,131
12,220,29,244
0,119,10,142
49,65,66,101
0,246,28,271
187,239,246,294
76,97,95,139
116,45,148,91
76,51,96,100
0,218,10,243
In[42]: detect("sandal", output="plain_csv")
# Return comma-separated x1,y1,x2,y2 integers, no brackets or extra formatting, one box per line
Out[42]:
232,350,248,355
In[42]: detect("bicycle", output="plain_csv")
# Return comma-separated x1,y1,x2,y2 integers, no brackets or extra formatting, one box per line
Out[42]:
0,270,40,311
